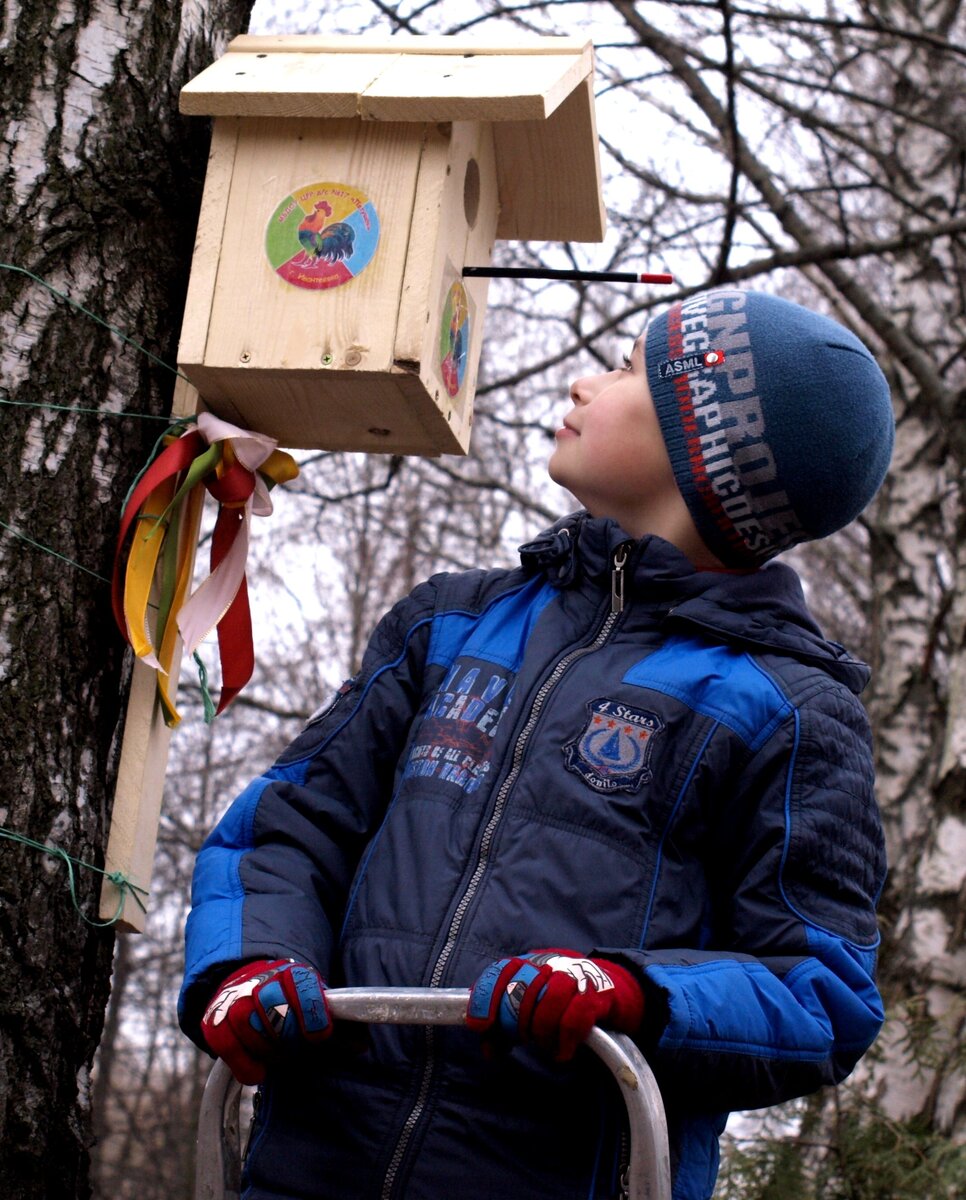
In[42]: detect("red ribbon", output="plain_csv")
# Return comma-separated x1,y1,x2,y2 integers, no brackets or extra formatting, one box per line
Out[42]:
206,468,257,714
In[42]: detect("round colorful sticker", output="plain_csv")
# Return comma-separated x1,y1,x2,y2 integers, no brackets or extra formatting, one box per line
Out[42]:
265,182,380,291
439,280,470,398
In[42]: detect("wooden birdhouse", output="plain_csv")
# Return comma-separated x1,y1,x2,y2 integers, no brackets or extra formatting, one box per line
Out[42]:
176,33,605,455
98,34,605,932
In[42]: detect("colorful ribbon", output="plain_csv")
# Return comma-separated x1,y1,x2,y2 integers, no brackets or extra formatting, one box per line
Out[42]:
112,413,299,726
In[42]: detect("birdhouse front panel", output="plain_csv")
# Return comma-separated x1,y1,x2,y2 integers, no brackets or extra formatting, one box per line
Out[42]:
179,114,501,455
177,34,604,456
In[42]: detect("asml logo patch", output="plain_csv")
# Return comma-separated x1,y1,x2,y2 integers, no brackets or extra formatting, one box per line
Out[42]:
564,699,665,794
656,348,726,378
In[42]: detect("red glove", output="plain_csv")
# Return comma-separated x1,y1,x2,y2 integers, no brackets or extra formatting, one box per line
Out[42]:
467,949,644,1062
201,958,332,1084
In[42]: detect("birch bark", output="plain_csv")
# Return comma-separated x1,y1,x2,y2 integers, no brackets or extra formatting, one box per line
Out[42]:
0,1,251,1194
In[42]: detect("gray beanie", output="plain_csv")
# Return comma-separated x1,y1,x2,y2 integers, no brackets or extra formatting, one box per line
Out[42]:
646,288,895,567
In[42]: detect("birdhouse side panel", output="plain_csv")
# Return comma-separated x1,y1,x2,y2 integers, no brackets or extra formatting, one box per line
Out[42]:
391,121,496,451
393,121,499,456
456,122,499,427
178,118,241,369
494,76,605,243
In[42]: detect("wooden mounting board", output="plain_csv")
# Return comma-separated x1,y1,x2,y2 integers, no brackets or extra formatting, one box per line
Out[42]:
99,377,201,932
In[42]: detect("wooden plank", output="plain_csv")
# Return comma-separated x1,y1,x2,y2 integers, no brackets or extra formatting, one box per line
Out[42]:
99,658,173,931
178,364,460,455
99,379,201,931
224,34,592,56
394,121,499,454
393,124,452,368
494,76,605,243
177,119,239,367
180,54,392,119
179,44,593,124
360,48,592,123
456,123,500,440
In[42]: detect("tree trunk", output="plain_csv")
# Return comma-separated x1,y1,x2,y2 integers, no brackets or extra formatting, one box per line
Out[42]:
867,378,966,1137
0,1,252,1194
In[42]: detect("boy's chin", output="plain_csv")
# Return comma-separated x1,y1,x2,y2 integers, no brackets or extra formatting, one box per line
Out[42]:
546,453,572,491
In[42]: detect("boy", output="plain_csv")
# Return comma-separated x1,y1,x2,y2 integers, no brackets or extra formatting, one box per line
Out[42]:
179,287,894,1200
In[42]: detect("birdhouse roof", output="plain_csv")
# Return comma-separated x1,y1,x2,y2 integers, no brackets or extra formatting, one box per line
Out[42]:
180,34,605,243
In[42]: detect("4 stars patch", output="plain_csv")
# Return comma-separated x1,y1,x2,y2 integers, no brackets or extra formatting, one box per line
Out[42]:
564,699,665,794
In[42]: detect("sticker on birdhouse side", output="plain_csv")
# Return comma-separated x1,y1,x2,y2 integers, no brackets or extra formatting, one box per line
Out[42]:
265,183,380,291
439,280,471,398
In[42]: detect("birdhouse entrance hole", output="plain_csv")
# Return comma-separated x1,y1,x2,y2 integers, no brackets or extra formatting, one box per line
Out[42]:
464,157,481,228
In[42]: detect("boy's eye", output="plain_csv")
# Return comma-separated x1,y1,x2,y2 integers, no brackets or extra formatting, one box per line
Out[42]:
621,353,632,370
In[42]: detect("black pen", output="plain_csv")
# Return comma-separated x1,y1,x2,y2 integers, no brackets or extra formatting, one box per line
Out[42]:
462,267,675,284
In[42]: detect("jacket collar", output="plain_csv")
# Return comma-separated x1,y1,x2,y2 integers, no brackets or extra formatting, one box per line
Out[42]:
519,511,871,694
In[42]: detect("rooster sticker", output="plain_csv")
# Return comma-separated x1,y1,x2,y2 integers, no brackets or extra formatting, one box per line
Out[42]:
266,182,380,291
297,201,356,264
439,280,470,397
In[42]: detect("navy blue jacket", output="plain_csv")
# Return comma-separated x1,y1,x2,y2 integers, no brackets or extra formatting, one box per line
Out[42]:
180,513,886,1200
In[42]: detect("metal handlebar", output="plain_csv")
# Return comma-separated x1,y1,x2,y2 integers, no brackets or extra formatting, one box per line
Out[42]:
195,987,671,1200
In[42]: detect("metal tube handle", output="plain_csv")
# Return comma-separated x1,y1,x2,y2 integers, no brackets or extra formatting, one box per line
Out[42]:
195,986,671,1200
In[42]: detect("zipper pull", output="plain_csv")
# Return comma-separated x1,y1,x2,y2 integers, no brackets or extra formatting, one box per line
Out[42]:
611,543,630,613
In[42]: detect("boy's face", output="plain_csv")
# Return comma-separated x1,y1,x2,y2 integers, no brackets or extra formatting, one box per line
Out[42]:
549,335,679,535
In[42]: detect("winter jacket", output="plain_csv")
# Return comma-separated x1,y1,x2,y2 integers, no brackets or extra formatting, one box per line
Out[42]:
179,512,886,1200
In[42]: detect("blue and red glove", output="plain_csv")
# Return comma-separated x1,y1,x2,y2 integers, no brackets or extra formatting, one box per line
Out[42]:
201,958,332,1084
466,949,644,1062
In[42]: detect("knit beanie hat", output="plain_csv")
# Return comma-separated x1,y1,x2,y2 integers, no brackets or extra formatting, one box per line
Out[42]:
646,288,894,567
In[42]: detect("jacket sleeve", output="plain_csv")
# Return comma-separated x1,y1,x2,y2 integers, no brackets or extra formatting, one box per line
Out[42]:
597,680,886,1113
177,577,442,1047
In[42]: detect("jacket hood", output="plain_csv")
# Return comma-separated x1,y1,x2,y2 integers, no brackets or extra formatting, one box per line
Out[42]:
519,511,871,694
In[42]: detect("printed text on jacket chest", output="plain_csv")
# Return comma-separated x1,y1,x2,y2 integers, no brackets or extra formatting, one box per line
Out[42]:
401,661,516,794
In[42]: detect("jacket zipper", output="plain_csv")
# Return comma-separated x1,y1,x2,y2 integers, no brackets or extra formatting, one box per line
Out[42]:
617,1126,631,1199
380,543,633,1199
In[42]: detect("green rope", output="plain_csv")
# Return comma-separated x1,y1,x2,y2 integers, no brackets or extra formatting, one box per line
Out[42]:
0,261,190,382
0,518,111,583
0,519,216,713
194,651,217,724
0,395,172,421
0,826,149,927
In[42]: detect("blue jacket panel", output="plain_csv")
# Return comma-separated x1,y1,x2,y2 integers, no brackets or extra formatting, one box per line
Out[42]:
180,513,886,1200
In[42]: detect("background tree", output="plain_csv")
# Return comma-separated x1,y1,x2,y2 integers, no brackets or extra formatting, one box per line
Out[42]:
0,1,254,1196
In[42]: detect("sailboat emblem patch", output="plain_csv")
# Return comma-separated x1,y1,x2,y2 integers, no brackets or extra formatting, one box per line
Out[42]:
564,699,665,793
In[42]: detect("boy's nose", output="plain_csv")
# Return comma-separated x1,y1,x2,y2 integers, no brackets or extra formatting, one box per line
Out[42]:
570,377,592,404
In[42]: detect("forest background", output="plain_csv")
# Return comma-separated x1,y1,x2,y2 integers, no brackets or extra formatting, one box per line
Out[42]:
1,1,964,1198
